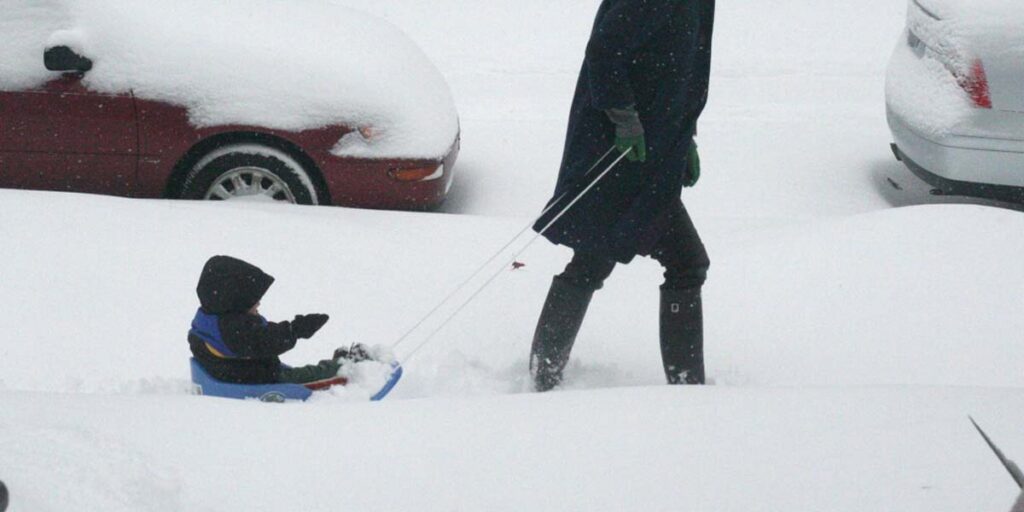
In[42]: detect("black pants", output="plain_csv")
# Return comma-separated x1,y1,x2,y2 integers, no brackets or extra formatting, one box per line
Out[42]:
559,202,709,290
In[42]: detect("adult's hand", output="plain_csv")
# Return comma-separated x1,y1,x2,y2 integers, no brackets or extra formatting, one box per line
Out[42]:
684,140,700,187
606,106,647,162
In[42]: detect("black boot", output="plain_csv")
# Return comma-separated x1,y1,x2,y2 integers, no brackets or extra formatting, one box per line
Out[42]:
660,287,705,385
530,276,596,391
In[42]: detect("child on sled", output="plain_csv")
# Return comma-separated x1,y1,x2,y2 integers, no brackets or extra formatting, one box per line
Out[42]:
188,255,371,385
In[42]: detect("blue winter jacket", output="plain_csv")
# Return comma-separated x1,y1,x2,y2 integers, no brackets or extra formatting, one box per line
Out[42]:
188,256,298,384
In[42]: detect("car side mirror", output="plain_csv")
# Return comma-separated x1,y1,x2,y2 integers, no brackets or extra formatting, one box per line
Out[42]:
44,46,93,73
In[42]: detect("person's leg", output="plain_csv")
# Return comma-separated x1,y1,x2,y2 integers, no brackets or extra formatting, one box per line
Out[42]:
530,251,616,391
558,251,617,290
651,203,710,385
277,359,342,384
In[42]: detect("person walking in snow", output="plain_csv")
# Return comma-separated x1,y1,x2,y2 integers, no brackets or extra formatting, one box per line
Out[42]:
529,0,715,391
188,255,370,385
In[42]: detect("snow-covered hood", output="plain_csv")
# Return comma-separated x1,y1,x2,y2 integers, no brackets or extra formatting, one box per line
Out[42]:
0,0,459,159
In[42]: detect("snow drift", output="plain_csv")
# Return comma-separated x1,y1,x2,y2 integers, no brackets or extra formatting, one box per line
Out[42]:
1,190,1023,510
0,0,459,159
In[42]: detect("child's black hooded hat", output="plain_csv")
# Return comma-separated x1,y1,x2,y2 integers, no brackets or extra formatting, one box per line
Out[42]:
196,255,275,315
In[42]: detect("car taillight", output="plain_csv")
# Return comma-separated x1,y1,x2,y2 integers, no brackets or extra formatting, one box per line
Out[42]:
955,58,992,109
388,164,443,182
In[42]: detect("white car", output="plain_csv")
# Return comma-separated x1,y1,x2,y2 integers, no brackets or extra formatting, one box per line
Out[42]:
886,0,1024,202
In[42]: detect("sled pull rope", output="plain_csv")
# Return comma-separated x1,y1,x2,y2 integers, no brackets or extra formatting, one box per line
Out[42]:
399,147,633,363
390,146,617,351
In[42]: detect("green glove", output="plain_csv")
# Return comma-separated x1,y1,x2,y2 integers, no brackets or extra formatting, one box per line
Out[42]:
684,140,700,187
606,107,647,163
615,134,647,163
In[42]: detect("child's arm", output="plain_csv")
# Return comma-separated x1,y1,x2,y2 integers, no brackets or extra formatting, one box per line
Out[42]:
219,314,298,358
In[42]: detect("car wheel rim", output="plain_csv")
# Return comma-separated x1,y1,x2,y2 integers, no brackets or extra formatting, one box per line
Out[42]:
204,167,297,203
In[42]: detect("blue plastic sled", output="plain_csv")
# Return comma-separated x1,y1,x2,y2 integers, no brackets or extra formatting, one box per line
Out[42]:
190,358,403,402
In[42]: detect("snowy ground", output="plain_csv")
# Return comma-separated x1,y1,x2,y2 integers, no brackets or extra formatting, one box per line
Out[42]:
2,0,1024,510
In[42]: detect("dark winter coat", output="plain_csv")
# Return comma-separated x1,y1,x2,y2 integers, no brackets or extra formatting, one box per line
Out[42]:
188,256,298,384
534,0,715,263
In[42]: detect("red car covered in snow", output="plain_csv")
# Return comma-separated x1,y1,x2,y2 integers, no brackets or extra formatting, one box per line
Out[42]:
0,45,459,210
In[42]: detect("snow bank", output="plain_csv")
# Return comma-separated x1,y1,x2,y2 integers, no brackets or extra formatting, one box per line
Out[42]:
0,0,458,159
2,189,1023,394
2,387,1021,511
2,411,183,512
708,203,1024,388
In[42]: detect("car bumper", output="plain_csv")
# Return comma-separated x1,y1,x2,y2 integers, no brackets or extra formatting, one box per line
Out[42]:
315,136,460,210
887,106,1024,192
890,142,1024,204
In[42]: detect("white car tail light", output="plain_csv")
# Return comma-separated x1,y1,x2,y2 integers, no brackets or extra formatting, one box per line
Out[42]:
955,59,993,109
907,27,992,110
907,0,993,110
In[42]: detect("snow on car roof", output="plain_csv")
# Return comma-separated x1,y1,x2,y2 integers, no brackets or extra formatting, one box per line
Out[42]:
0,0,459,160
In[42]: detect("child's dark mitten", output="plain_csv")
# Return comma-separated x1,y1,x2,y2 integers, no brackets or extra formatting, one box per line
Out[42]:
347,343,372,362
333,343,372,363
291,313,329,339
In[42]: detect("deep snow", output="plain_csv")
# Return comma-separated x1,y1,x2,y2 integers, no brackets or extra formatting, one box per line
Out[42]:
2,0,1024,511
2,192,1023,511
3,386,1023,511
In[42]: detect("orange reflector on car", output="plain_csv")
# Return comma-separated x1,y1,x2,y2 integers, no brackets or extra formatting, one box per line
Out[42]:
388,164,443,182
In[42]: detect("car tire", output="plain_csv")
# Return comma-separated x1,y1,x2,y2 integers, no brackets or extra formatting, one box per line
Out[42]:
180,144,321,205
